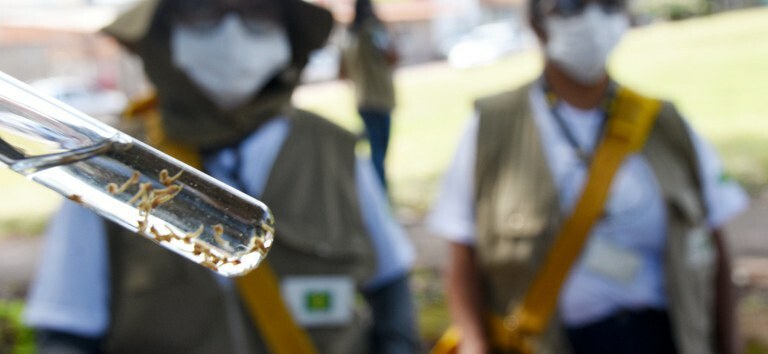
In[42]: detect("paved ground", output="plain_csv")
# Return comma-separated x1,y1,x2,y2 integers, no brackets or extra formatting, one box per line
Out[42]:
727,191,768,287
0,235,43,299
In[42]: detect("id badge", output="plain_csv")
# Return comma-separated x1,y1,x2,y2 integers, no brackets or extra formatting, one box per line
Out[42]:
583,237,642,283
282,276,354,327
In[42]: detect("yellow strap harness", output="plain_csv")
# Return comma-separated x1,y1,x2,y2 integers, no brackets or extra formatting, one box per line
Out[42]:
431,86,661,354
235,264,319,354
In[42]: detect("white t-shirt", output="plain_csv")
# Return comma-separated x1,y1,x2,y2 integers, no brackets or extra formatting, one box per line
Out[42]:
427,83,749,326
24,117,415,337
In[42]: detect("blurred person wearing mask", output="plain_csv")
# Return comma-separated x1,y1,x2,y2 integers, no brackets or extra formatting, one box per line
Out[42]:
23,1,419,353
427,0,749,353
340,0,398,191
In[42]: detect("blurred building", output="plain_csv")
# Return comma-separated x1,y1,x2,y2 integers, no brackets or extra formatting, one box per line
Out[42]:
314,0,527,65
0,2,144,120
3,0,760,93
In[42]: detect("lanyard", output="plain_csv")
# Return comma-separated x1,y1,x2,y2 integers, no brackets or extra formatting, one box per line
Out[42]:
541,78,617,165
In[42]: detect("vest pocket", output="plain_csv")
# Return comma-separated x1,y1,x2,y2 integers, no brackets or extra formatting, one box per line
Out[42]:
498,211,546,238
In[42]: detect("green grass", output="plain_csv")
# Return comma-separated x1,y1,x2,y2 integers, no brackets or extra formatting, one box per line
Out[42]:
0,301,34,354
295,52,544,212
0,169,60,238
611,8,768,193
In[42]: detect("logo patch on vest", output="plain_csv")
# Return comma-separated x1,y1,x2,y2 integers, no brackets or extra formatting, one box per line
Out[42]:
282,276,354,327
305,291,332,312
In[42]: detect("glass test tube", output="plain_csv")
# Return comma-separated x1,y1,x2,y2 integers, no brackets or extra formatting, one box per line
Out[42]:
0,71,274,277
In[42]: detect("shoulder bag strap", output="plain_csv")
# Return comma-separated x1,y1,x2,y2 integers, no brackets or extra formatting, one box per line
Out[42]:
236,265,319,354
499,87,662,352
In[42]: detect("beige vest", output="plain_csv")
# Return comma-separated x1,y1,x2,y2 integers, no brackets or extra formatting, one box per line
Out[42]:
474,84,716,354
342,19,396,111
105,109,375,354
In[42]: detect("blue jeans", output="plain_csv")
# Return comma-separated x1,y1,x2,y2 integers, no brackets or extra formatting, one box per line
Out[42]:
363,275,421,354
35,329,103,354
565,309,677,354
359,108,392,191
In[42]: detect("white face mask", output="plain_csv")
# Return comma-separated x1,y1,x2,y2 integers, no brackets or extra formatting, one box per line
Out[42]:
544,4,629,85
171,14,291,111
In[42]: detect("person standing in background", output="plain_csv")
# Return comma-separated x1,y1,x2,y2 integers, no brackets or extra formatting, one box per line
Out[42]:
340,0,398,191
428,0,749,352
